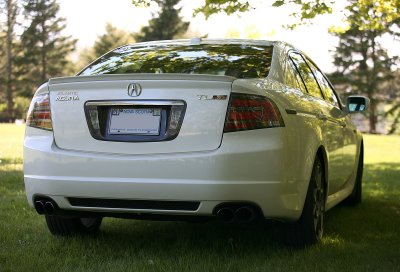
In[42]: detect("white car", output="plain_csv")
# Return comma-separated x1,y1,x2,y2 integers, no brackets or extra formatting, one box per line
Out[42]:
24,39,368,245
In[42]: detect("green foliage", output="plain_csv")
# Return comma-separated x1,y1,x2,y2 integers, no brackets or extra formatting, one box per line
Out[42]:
19,0,76,95
12,96,30,119
133,0,399,30
93,23,135,59
271,0,334,29
134,0,189,42
0,96,30,121
1,124,400,271
346,0,400,32
133,0,333,25
193,0,250,18
78,23,135,69
0,103,7,121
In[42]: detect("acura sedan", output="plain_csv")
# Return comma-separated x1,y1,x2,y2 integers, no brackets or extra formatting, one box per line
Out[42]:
24,39,368,245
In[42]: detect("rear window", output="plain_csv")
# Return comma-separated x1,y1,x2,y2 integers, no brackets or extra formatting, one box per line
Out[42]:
79,44,273,79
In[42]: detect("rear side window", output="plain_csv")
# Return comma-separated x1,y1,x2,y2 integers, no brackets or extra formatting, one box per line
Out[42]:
287,57,308,94
79,44,274,79
289,52,324,99
305,59,340,108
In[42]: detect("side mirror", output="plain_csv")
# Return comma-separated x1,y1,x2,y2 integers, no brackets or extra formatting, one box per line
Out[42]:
346,96,369,113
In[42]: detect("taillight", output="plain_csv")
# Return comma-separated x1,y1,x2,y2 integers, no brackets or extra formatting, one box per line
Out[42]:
224,93,284,132
26,93,53,131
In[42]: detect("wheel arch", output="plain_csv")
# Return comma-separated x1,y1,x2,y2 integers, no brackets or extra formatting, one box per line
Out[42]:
294,144,329,222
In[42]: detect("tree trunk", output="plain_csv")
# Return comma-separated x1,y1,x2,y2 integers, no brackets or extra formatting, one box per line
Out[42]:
5,0,17,122
41,21,47,82
369,98,377,133
388,109,400,134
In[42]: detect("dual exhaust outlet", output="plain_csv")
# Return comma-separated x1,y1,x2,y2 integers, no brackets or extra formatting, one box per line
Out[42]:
34,199,259,222
216,205,258,223
34,200,56,215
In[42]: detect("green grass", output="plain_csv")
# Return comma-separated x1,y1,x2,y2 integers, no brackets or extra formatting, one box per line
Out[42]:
0,124,399,271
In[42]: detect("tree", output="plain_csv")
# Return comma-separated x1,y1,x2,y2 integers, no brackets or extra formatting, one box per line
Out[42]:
92,23,134,60
330,0,400,133
76,23,135,72
0,0,19,121
134,0,189,42
19,0,76,95
133,0,334,26
387,105,400,134
133,0,400,29
385,70,400,134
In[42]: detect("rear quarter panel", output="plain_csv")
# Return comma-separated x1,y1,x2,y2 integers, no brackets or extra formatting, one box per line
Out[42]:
232,78,324,212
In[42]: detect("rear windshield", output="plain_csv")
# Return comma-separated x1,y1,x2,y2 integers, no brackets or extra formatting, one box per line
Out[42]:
79,43,273,79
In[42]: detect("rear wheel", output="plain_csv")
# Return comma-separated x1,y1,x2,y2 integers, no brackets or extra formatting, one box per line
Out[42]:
45,215,102,236
344,143,363,205
284,156,326,246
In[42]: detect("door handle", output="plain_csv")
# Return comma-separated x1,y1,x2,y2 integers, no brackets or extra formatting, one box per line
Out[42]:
317,113,327,121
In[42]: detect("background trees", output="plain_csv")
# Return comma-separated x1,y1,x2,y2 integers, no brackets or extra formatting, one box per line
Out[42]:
19,0,76,95
134,0,189,42
385,71,400,134
79,23,134,68
0,0,19,122
329,0,399,133
0,0,76,121
93,23,134,57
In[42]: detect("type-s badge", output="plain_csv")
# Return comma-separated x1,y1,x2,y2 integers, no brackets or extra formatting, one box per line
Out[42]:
197,95,228,101
55,91,79,101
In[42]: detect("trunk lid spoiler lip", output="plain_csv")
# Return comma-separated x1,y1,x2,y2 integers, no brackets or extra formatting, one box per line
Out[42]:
49,74,236,85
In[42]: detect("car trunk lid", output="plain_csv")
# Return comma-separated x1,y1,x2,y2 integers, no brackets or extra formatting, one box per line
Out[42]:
49,74,233,155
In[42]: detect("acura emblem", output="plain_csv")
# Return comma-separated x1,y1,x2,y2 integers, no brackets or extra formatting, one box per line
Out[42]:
127,83,142,97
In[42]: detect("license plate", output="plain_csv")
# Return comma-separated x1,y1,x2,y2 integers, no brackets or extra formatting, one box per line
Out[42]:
108,108,161,135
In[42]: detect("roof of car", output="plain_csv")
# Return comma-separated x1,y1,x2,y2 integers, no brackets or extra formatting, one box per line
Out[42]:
121,38,279,49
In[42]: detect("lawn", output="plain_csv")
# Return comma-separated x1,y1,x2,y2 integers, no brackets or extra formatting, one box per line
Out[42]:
0,124,399,272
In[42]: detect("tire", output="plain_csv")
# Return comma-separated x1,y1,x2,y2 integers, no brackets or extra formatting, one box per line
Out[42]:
283,156,326,246
344,143,363,205
45,215,102,236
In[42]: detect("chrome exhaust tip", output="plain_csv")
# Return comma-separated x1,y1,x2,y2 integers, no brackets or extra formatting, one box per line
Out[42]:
44,201,55,216
34,200,45,215
216,207,235,223
234,206,256,223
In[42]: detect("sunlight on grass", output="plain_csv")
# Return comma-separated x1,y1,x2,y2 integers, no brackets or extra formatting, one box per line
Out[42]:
364,134,400,164
0,124,25,163
366,183,387,198
321,235,345,247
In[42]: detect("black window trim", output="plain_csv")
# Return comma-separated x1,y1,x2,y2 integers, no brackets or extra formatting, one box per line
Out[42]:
304,57,343,110
288,51,325,99
288,55,308,94
288,49,343,110
298,53,326,100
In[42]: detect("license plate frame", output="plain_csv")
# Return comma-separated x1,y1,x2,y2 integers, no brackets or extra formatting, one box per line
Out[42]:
108,107,162,136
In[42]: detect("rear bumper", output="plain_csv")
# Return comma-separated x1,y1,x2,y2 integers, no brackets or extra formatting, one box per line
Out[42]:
24,127,307,221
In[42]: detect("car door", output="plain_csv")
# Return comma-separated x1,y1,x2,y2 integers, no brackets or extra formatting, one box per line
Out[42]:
341,113,359,183
307,59,350,191
289,52,345,195
305,59,358,189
